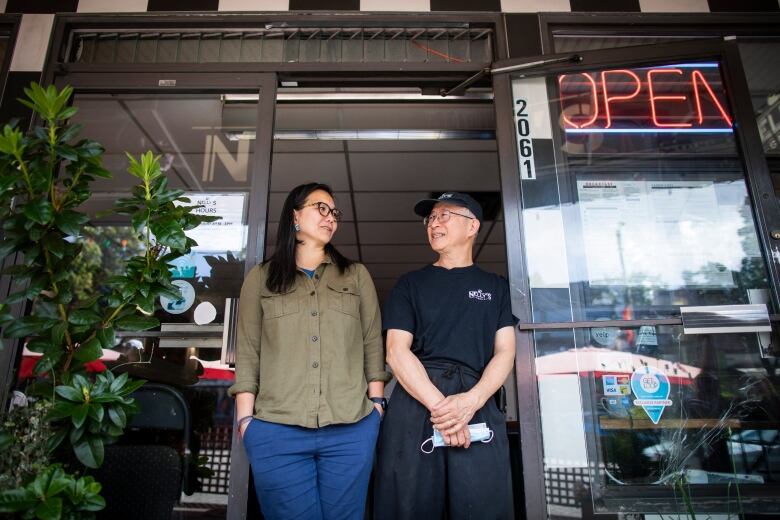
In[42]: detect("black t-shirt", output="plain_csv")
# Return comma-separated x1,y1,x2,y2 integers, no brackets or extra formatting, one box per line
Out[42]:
382,264,515,374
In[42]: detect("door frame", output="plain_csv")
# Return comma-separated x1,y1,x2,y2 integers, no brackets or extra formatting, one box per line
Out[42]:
51,71,277,519
492,38,780,517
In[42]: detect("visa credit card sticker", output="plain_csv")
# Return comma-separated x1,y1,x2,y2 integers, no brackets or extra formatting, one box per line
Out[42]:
602,374,630,396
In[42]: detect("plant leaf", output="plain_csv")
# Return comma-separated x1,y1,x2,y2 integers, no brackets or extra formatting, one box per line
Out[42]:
71,404,88,429
109,372,129,393
4,316,60,338
68,309,101,326
55,385,83,403
34,497,62,520
26,338,51,353
116,379,145,397
74,337,102,363
88,401,104,423
115,315,159,331
58,122,82,143
22,198,53,225
51,321,67,346
54,210,89,236
73,436,104,468
0,488,37,513
107,405,127,428
46,427,68,454
96,326,115,350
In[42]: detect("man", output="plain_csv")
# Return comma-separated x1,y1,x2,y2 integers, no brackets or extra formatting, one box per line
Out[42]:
374,192,516,519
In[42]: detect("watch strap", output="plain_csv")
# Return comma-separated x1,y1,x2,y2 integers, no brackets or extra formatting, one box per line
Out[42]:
369,397,387,410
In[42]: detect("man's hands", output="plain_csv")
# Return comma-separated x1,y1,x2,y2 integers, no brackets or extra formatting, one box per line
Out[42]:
430,391,481,448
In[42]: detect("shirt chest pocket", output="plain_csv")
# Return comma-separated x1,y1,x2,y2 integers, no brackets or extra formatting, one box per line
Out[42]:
260,287,300,319
326,281,360,319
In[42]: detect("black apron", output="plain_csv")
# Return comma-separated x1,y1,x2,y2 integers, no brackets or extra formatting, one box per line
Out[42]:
373,362,512,520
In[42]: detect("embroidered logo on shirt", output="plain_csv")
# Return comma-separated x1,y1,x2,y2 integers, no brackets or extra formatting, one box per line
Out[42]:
468,290,492,301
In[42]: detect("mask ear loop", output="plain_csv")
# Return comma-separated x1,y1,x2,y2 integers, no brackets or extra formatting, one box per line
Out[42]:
481,430,495,444
420,437,435,454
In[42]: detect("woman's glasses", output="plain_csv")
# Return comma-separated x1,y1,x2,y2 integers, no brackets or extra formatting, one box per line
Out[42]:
303,201,343,221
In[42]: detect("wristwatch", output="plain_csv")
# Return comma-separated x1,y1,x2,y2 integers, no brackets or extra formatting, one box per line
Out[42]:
369,397,388,411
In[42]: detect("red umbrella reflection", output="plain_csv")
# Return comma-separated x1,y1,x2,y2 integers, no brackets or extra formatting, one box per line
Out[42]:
535,346,701,385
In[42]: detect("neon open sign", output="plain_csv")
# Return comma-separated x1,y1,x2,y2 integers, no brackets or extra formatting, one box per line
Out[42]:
558,64,733,134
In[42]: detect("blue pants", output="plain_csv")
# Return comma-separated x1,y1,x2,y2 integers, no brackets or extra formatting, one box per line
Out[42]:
243,409,381,520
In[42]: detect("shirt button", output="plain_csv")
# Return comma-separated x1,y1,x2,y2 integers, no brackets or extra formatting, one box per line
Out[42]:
310,291,315,296
312,362,319,368
342,288,348,292
314,274,320,279
312,336,318,342
311,310,318,316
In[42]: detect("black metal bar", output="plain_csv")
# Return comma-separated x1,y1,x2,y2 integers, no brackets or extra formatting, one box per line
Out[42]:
58,60,488,75
244,75,277,271
440,54,581,98
227,73,277,520
439,66,489,97
720,40,780,314
490,53,581,75
517,318,683,331
492,71,546,520
0,14,23,411
342,141,363,263
115,331,224,338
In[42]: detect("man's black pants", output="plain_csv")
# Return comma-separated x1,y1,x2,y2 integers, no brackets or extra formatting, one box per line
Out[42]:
373,363,512,520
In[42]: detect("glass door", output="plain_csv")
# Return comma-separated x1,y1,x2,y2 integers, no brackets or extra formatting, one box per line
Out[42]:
493,40,780,517
53,73,275,519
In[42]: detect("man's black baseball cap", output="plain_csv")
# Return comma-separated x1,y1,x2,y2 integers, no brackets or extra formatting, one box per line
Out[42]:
414,192,484,223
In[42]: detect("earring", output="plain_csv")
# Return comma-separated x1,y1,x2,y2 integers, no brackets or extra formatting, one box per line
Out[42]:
294,223,300,232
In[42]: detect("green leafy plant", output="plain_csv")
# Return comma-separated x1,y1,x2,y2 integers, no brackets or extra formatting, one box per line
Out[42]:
47,372,143,468
0,464,104,519
0,82,218,518
0,400,53,491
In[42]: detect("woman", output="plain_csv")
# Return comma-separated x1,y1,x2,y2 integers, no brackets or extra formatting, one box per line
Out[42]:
229,183,389,520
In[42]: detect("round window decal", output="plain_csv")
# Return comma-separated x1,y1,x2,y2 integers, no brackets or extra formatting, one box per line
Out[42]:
160,280,196,315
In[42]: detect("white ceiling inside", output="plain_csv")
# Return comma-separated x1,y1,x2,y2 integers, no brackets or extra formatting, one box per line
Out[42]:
269,101,506,303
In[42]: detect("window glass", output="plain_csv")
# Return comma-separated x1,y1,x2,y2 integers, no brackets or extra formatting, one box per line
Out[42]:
513,60,780,515
739,41,780,183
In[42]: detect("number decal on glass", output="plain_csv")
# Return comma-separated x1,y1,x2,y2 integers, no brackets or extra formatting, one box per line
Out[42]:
515,98,536,180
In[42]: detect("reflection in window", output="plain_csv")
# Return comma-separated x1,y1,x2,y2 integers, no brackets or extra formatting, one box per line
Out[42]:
739,42,780,157
516,62,771,322
69,226,145,303
740,41,780,224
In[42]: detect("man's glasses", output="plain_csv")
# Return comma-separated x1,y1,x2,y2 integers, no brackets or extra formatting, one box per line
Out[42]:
423,209,475,227
303,201,343,221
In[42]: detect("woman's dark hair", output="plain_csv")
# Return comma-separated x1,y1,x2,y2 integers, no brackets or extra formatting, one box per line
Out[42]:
266,183,353,293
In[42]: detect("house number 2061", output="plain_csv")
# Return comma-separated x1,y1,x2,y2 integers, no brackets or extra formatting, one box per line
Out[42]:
515,98,536,180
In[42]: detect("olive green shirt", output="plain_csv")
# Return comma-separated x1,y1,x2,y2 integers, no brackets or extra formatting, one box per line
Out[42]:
228,258,390,428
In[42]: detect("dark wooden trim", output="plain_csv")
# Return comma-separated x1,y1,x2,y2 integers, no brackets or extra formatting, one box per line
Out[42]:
708,0,780,12
570,0,640,11
538,11,780,55
147,0,220,11
290,0,359,10
492,72,544,520
5,0,77,14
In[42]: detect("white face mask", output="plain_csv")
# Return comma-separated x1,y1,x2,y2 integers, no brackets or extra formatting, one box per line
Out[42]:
420,422,494,454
